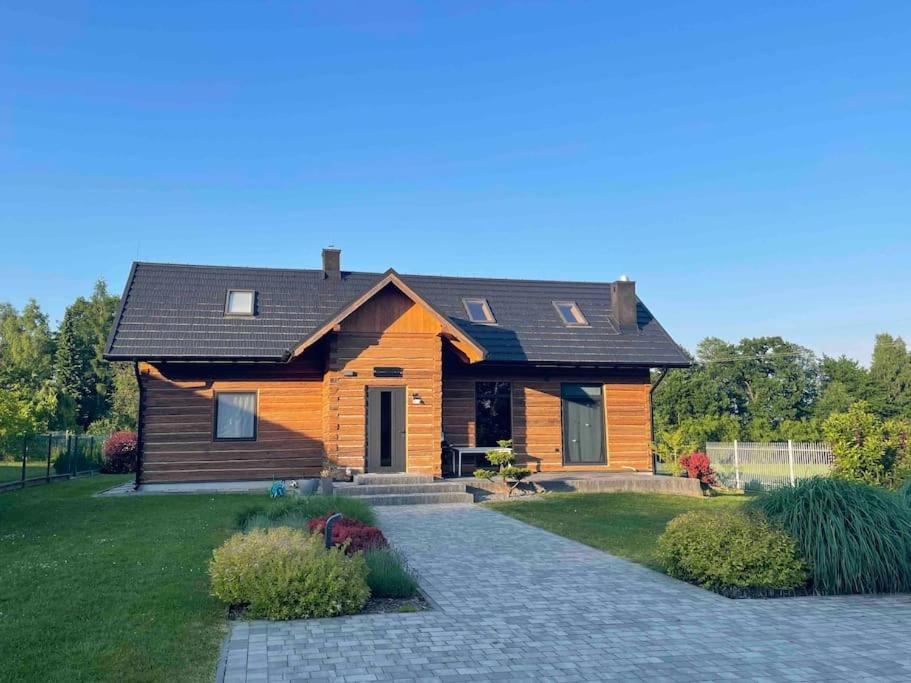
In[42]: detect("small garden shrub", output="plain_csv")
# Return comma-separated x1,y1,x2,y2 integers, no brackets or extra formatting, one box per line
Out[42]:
678,452,717,487
209,527,369,619
308,515,387,554
236,495,375,531
657,509,807,595
101,431,138,474
364,547,420,598
749,477,911,594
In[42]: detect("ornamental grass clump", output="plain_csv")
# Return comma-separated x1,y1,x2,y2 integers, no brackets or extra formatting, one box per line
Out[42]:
235,495,376,531
209,527,369,619
899,478,911,507
657,509,808,596
748,477,911,595
364,547,420,599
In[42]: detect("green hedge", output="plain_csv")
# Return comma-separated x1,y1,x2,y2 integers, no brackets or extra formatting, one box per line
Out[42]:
657,509,808,595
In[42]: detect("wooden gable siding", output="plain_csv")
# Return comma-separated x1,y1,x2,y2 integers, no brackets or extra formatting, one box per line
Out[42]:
138,359,324,483
323,286,445,476
442,363,653,473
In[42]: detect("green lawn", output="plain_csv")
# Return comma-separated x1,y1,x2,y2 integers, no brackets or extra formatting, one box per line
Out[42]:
0,461,52,483
0,476,265,683
486,492,746,570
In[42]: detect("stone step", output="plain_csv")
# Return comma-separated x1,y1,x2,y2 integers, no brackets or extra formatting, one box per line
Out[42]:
353,473,434,486
339,491,475,506
336,482,467,496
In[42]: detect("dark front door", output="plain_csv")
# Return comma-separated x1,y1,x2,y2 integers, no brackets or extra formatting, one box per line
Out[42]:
561,384,606,465
367,386,406,473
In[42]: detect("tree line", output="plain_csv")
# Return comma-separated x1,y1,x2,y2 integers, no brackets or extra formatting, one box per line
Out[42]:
653,333,911,457
0,280,137,439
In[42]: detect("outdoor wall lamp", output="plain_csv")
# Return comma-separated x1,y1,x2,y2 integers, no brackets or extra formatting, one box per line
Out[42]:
411,393,423,405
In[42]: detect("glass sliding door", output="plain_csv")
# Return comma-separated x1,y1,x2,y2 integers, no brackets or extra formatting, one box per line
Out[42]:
561,384,605,465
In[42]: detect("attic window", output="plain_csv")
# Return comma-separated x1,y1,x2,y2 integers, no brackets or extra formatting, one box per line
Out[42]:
225,290,255,316
553,301,588,326
463,298,496,324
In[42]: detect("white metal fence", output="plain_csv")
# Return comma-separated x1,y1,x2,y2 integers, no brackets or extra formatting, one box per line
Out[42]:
705,441,834,491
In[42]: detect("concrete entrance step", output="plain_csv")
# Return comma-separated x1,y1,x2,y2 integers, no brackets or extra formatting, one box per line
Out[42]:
341,491,475,506
337,482,467,496
353,473,434,486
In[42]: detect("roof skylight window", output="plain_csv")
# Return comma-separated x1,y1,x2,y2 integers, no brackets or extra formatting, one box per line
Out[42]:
225,290,255,316
553,301,588,326
463,298,496,324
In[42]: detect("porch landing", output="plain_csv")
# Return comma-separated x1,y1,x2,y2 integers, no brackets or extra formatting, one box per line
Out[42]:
458,470,704,499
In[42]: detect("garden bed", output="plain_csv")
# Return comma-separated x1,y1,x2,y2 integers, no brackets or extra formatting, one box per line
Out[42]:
214,495,424,621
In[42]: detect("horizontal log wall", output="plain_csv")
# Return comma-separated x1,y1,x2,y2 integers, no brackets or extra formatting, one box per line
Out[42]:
139,360,324,483
324,286,444,476
442,364,653,472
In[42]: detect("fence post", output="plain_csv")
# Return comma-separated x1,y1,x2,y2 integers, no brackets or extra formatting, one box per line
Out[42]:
46,435,52,482
20,435,28,488
787,439,796,486
733,440,741,490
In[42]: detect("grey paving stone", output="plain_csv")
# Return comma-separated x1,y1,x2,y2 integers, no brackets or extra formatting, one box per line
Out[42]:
221,504,911,682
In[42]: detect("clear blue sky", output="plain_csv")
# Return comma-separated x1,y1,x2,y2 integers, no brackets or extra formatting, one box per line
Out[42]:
2,2,909,364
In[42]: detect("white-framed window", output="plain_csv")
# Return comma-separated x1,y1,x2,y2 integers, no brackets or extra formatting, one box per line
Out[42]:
215,392,257,440
225,290,255,316
462,297,496,324
553,301,589,326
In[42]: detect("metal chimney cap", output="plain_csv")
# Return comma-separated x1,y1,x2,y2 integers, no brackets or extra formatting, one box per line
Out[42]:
618,274,630,282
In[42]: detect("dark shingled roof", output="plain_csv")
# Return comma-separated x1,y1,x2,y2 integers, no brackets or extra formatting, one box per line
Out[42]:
104,262,689,367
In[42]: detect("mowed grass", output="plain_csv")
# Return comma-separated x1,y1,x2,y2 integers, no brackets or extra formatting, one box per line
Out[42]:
485,492,746,570
0,461,52,483
0,476,266,683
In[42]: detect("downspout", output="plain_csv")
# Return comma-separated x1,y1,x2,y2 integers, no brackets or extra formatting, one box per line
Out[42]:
648,367,670,474
133,362,144,490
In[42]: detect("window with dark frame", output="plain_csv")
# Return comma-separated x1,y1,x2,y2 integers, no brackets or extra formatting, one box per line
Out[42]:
475,381,512,448
553,301,589,326
215,392,256,440
463,298,496,324
225,289,255,316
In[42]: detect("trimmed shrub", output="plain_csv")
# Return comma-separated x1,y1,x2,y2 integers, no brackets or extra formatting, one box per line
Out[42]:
679,452,718,487
364,547,420,598
101,431,138,473
308,515,387,554
749,477,911,594
209,527,369,619
236,495,375,531
657,509,807,595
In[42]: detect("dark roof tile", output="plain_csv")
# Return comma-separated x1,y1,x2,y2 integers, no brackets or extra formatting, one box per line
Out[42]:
104,262,689,367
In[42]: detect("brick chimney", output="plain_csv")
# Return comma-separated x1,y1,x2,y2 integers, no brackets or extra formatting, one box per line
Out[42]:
322,247,341,279
610,275,638,331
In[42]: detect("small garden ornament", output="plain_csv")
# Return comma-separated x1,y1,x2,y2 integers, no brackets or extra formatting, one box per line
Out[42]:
473,440,531,496
269,480,287,498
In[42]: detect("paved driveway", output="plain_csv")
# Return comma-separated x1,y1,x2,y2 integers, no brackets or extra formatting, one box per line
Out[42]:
222,504,911,682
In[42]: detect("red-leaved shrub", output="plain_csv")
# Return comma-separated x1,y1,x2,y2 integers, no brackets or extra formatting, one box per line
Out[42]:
679,452,718,487
102,431,138,473
308,515,388,554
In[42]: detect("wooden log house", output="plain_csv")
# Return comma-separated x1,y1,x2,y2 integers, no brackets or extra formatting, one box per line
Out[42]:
104,249,689,484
